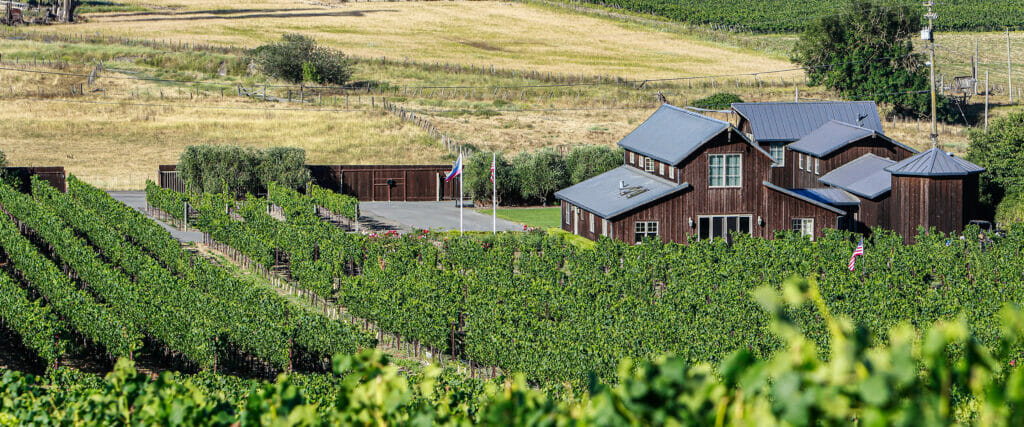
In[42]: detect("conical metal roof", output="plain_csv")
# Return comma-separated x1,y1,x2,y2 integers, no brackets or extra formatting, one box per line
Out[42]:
884,147,984,177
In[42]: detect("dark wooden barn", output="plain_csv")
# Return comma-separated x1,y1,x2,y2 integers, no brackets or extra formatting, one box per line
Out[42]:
557,102,985,244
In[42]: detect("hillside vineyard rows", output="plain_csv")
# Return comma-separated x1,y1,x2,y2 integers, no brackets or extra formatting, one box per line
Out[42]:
142,181,1024,385
566,0,1024,32
0,177,374,375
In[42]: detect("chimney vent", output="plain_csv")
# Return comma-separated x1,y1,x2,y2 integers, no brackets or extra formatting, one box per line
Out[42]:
619,180,626,189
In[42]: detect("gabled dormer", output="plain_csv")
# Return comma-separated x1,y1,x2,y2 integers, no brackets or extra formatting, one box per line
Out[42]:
617,104,771,186
786,120,917,188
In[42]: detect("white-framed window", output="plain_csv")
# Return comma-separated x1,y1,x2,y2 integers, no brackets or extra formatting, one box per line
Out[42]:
792,218,814,240
589,213,595,233
698,215,752,242
659,163,665,175
634,221,659,243
669,166,675,179
814,158,820,175
602,219,609,236
630,152,635,164
798,153,804,170
709,154,741,188
769,143,785,167
645,157,655,172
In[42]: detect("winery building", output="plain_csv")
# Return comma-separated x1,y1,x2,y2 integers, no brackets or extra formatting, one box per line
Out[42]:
555,102,984,244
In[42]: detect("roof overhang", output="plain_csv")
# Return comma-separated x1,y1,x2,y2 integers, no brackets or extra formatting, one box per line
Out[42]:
762,181,847,215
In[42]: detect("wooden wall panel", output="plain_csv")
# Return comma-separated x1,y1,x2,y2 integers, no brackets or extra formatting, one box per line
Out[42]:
762,187,843,239
309,165,457,202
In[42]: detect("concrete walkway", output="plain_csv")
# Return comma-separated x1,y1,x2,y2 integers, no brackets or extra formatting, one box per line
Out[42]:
107,191,204,243
360,201,523,232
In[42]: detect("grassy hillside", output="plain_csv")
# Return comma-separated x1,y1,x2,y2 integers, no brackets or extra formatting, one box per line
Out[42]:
2,0,1017,189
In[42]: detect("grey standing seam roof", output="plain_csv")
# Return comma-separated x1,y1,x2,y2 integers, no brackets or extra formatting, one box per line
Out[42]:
884,147,985,176
617,104,730,165
788,188,861,207
787,120,917,158
732,102,884,142
818,153,896,200
762,181,847,215
554,166,690,220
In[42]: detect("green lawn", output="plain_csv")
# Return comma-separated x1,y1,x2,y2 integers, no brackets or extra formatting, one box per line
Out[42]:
480,207,562,229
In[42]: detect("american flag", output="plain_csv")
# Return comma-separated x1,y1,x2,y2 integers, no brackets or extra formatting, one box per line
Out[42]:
490,154,495,183
848,237,865,271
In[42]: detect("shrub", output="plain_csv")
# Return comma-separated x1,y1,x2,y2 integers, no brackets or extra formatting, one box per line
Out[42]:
564,145,622,184
968,112,1024,217
251,34,352,85
464,151,518,205
178,145,310,196
512,148,569,205
691,92,744,110
258,147,310,192
996,191,1024,226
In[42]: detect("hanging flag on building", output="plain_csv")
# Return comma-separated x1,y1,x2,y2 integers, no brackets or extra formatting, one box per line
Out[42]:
848,237,865,271
445,155,463,182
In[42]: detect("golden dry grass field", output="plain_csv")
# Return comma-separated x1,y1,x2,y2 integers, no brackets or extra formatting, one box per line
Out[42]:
0,95,442,189
2,0,1013,189
45,0,801,80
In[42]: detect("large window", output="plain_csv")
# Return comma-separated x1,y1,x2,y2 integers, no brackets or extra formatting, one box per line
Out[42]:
564,204,570,224
709,154,741,187
669,166,675,179
792,218,814,240
634,221,659,243
659,163,665,175
589,213,595,233
814,158,820,175
645,157,655,172
769,143,785,167
602,219,609,237
629,152,635,164
698,215,752,242
798,153,804,170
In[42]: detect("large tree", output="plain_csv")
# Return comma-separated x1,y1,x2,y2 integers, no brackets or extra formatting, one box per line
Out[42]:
968,112,1024,220
792,0,946,118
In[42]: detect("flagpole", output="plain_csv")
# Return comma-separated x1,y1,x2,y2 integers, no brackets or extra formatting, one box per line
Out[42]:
459,153,464,235
492,152,497,234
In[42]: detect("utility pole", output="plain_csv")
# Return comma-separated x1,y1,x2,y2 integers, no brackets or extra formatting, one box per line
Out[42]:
985,70,990,132
924,1,938,147
1008,28,1014,104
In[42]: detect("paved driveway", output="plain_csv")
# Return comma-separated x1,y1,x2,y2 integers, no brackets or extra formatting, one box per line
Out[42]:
107,191,204,243
360,201,523,232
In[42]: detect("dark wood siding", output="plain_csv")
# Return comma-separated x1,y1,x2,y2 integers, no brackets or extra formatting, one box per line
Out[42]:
676,130,773,231
4,166,66,193
563,201,613,241
853,194,894,233
308,165,458,202
763,186,844,239
786,136,916,189
623,149,681,183
892,175,972,242
611,192,688,244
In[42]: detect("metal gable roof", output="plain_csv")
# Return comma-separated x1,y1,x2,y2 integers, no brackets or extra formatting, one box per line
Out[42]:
788,120,876,157
762,181,847,215
732,101,884,142
617,104,730,165
884,147,985,177
818,153,896,199
554,166,691,220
